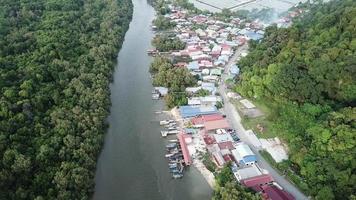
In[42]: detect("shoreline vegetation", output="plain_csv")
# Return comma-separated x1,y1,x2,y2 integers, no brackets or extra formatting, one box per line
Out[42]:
235,0,356,199
0,0,133,199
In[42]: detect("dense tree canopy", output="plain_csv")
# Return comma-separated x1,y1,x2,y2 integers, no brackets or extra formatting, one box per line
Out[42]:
153,15,176,30
150,57,197,108
235,0,356,199
152,34,186,52
0,0,132,199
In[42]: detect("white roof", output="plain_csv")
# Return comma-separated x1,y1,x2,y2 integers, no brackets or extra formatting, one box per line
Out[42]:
188,97,201,105
186,87,201,93
216,129,227,134
213,133,234,143
234,165,262,181
201,82,215,87
202,69,210,75
234,143,255,158
240,99,256,109
154,87,168,95
202,75,218,81
200,96,221,103
212,45,222,51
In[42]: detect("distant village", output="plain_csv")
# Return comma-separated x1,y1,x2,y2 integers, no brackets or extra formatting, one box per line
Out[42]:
151,2,303,200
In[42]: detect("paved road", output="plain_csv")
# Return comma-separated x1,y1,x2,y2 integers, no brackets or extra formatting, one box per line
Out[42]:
219,46,309,200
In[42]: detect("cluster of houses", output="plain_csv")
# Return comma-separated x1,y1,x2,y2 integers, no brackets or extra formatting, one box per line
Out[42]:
276,9,304,28
151,4,269,100
165,8,262,82
151,3,305,200
176,108,294,200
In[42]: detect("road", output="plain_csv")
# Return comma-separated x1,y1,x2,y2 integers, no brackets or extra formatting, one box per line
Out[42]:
219,45,309,200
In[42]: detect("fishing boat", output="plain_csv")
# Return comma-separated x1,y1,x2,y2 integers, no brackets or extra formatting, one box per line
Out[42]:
147,49,158,54
170,169,180,173
166,143,177,148
166,147,178,151
168,163,177,168
166,122,177,127
167,127,177,131
165,153,174,158
168,149,179,154
152,93,159,100
168,157,179,162
161,130,179,137
172,172,183,179
168,139,178,143
169,165,178,170
159,120,174,125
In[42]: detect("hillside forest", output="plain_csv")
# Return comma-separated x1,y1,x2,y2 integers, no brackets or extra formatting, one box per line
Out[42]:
235,0,355,199
0,0,132,199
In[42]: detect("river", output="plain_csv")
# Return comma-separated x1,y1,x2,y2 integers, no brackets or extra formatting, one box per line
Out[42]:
93,0,212,199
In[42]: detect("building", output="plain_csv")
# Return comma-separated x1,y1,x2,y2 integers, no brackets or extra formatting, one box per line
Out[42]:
154,87,168,96
204,119,230,132
178,133,192,165
231,143,257,165
218,141,234,150
233,164,263,181
187,61,200,71
261,185,295,200
241,174,274,188
213,132,234,143
229,64,240,76
191,113,224,125
179,105,218,118
212,151,225,167
187,96,222,106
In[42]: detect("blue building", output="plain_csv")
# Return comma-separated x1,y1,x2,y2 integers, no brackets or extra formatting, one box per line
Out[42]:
231,143,257,166
179,105,218,118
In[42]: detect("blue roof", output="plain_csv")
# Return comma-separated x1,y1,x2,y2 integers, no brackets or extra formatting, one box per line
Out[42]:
179,105,218,118
245,31,263,40
187,61,199,70
239,155,257,165
185,128,198,134
230,65,240,75
201,82,216,93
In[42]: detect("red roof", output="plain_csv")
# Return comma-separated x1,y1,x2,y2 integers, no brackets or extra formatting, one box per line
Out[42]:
261,185,295,200
203,135,216,145
178,133,192,165
223,154,234,162
204,119,230,131
211,51,221,55
174,62,187,67
251,185,264,192
221,44,231,50
218,141,234,150
191,114,224,125
242,174,274,188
